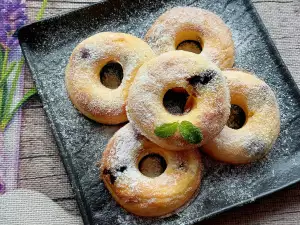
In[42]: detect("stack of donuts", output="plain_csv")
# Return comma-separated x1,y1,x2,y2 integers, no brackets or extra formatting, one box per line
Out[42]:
65,7,280,217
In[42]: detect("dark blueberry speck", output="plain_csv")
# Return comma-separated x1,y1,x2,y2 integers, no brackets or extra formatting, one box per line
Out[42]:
187,70,218,86
103,168,110,175
81,49,90,59
109,174,117,184
178,162,186,170
103,168,117,184
117,166,127,173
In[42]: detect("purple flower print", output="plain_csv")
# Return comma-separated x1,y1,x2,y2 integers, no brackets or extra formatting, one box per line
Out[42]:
0,0,47,195
0,0,28,195
0,0,27,50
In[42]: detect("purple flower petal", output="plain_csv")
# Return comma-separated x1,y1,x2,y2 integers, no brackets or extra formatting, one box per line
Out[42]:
16,19,26,28
0,0,27,49
4,24,11,32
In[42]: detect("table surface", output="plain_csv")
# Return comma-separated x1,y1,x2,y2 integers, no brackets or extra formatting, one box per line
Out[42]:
21,0,300,224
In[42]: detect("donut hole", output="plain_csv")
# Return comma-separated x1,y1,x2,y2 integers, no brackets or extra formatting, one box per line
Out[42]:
175,31,203,54
163,88,194,115
100,61,123,89
177,40,202,54
138,153,167,178
227,104,246,129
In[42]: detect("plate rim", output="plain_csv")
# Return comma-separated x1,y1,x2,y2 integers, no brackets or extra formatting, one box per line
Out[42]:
18,0,300,224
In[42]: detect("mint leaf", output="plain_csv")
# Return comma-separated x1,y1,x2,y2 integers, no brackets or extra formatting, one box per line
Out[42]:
1,88,37,130
154,122,179,138
179,121,203,144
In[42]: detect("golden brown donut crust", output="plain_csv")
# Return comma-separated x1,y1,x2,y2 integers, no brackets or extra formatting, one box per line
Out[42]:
127,51,230,151
100,123,203,217
65,32,155,124
145,7,235,69
202,70,280,164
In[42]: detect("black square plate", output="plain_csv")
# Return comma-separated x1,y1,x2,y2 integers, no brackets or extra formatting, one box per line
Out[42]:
18,0,300,224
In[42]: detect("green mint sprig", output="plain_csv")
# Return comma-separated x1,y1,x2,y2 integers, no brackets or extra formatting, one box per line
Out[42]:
154,121,203,144
154,122,179,138
178,121,203,144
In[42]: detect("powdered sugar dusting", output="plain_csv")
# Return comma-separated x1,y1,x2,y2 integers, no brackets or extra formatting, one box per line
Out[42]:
145,7,235,69
65,32,155,124
202,70,280,163
21,0,300,224
100,124,202,217
127,51,230,150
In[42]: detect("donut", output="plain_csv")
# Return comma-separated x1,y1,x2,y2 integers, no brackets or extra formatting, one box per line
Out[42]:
100,123,203,217
202,70,280,164
145,7,235,69
65,32,155,124
127,51,231,151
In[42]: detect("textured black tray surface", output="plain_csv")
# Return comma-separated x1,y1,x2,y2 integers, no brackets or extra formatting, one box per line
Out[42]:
18,0,300,224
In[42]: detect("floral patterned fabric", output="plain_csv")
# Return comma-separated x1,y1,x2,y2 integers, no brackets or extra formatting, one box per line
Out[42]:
0,0,27,48
0,0,28,194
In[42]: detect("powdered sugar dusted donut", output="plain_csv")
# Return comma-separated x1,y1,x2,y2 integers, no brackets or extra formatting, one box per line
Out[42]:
202,70,280,164
145,7,235,69
127,51,230,151
100,123,203,217
65,32,155,124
